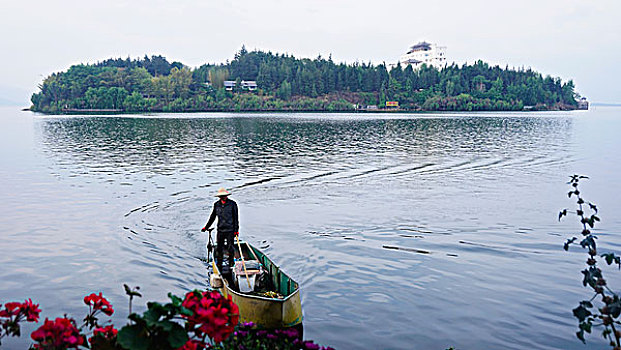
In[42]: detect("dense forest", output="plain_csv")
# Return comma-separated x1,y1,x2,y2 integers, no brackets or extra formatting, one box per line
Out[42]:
30,47,580,113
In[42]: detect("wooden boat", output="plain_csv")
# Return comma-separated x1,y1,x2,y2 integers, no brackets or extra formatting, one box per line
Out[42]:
208,239,303,329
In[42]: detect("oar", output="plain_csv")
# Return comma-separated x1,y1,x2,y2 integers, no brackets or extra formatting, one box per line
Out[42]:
236,235,252,290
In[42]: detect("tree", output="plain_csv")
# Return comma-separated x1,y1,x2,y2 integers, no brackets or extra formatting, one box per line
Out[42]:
169,67,193,99
123,91,147,111
276,80,292,101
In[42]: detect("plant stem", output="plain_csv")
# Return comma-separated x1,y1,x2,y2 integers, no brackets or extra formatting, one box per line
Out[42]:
611,322,621,347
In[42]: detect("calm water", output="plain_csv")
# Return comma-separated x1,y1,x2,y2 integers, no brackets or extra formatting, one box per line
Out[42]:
1,107,620,349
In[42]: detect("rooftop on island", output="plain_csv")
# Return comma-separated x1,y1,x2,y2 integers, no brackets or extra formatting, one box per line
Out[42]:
407,42,432,54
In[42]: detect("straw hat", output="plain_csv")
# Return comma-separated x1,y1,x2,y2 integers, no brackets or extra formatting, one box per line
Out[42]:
214,188,231,197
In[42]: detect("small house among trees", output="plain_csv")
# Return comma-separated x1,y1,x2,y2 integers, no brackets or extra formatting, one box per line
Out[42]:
224,80,258,91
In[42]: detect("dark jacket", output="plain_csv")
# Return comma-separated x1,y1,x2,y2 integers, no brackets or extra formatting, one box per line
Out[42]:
205,199,239,233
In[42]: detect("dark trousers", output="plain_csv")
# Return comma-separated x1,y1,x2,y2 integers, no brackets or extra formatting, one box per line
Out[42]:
216,230,235,270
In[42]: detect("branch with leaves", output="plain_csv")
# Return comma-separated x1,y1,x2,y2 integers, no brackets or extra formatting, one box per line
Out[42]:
560,175,621,348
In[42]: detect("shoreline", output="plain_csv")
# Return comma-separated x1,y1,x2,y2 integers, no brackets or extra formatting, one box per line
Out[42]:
23,107,582,116
25,105,580,115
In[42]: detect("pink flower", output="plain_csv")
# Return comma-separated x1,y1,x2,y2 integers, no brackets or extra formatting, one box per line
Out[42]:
303,341,320,350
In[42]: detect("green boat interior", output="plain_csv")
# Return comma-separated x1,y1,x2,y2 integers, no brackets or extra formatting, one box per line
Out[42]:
214,240,299,299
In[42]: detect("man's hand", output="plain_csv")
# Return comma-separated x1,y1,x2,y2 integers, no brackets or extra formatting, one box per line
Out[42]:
201,227,206,232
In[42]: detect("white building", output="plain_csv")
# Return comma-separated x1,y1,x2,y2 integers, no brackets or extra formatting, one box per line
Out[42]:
240,80,258,91
398,41,446,70
224,81,236,91
223,80,258,91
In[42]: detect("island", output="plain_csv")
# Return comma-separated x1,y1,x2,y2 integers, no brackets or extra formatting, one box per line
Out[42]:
30,47,581,113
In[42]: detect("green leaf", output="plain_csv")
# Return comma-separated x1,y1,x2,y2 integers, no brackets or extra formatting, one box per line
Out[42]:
146,302,165,314
167,323,189,348
124,284,142,297
90,335,122,350
117,325,149,350
157,320,174,332
564,237,577,251
577,329,586,343
168,293,183,307
559,209,567,221
573,304,592,322
579,321,592,333
608,301,621,318
179,306,193,317
580,237,592,250
589,203,598,213
128,313,144,324
143,309,161,326
603,328,611,338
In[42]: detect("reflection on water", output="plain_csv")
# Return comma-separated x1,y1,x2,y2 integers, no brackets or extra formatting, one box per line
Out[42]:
4,109,619,349
38,115,575,185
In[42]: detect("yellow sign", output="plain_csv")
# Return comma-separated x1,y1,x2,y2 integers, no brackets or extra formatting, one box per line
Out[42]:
386,101,399,107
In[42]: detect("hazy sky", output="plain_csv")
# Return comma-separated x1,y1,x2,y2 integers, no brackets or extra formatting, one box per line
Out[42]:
1,0,619,104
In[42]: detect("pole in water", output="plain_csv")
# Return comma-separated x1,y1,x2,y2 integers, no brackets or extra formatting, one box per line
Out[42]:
236,235,252,289
206,228,214,265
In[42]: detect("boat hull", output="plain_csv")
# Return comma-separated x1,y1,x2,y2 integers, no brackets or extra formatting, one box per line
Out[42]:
210,241,303,328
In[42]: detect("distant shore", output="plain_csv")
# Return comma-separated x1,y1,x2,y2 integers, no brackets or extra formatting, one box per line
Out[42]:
24,104,581,115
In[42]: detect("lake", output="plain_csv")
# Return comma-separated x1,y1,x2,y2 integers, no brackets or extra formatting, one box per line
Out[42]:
1,106,620,349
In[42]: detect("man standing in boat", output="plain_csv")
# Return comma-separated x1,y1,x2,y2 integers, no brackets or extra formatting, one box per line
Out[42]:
202,188,239,271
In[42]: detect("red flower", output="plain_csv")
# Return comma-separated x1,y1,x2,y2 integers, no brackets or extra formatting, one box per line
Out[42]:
93,325,117,338
21,298,41,322
89,325,117,343
0,302,21,318
83,292,114,316
0,299,41,323
31,317,84,349
176,339,208,350
181,290,239,343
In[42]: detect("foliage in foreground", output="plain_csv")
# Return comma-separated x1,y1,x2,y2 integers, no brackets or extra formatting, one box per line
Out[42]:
560,175,621,348
0,286,331,350
30,47,579,113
